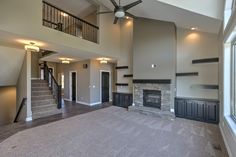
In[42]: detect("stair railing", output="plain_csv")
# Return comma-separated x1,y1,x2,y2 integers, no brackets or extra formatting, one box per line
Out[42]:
14,98,27,123
44,62,62,109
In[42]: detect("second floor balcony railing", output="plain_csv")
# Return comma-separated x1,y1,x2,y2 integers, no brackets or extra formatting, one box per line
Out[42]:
42,1,99,43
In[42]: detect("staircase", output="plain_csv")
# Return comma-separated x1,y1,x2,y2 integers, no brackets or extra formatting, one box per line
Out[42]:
31,80,62,119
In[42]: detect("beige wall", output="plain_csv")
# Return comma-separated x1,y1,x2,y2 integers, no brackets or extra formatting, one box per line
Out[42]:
57,60,91,103
57,59,114,104
116,19,134,93
31,51,40,78
176,28,219,99
0,46,25,86
84,11,97,26
16,53,28,121
0,86,16,126
90,60,114,103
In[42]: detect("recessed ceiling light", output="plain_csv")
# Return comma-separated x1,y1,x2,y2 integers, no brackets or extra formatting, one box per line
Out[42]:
126,16,129,19
191,27,198,31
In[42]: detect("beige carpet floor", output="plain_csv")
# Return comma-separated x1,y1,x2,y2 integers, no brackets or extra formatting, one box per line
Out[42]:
0,106,228,157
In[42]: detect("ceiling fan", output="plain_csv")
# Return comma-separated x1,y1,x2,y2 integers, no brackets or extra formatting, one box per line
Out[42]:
97,0,142,24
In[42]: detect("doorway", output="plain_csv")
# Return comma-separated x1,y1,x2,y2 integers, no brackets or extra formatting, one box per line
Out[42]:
70,71,77,102
101,71,110,103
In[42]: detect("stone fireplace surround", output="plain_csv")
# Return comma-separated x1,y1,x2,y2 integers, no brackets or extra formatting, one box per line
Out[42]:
129,79,175,118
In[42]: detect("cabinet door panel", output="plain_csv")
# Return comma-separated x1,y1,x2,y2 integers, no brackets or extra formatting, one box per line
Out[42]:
194,101,205,121
206,102,219,123
185,101,194,119
175,99,185,118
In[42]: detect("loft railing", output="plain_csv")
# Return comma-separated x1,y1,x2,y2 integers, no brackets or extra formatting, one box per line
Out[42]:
42,1,99,43
44,62,62,109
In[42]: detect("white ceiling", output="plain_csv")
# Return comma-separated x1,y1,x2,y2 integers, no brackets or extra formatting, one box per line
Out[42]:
45,0,97,18
157,0,224,20
96,0,224,34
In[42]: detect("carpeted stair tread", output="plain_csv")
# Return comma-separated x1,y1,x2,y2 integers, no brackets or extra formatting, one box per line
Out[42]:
31,80,61,120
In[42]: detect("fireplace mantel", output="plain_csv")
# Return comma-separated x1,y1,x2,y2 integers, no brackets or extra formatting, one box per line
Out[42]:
133,79,171,84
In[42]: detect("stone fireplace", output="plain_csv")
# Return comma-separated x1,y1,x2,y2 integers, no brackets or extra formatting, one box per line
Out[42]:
143,90,161,109
129,79,174,118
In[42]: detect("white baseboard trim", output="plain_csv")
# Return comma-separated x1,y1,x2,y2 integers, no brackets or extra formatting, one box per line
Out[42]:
26,116,32,122
219,122,233,157
76,101,101,106
76,101,90,106
90,102,101,106
63,98,71,102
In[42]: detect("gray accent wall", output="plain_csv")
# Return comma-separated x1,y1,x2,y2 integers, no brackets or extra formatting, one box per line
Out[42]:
133,18,176,109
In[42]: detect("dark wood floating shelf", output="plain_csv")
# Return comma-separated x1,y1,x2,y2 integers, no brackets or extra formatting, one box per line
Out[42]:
124,74,133,78
116,83,129,86
133,79,171,84
191,84,219,90
176,72,199,77
116,66,129,69
192,58,219,64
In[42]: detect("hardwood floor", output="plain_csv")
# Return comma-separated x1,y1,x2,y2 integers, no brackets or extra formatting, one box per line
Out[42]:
0,100,111,143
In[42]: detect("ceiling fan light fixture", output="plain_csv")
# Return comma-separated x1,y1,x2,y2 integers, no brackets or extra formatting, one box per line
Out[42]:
115,9,125,18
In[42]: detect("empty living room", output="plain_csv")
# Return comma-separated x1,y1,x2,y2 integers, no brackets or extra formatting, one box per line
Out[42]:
0,0,235,156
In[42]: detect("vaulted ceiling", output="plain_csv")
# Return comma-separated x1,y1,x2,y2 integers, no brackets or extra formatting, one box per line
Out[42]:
96,0,225,34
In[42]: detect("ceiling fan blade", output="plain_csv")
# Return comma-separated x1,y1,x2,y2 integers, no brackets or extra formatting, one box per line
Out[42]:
124,0,142,11
125,12,136,18
97,11,113,15
113,17,119,24
110,0,119,8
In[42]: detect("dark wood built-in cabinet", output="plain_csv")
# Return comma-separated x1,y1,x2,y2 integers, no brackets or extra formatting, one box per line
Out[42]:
175,97,219,124
113,92,133,108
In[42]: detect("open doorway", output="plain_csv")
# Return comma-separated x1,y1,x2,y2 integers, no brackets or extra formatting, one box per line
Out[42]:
100,71,110,103
69,71,77,102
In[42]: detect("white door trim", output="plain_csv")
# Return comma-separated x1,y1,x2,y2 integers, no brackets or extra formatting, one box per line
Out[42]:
69,71,78,102
100,70,111,103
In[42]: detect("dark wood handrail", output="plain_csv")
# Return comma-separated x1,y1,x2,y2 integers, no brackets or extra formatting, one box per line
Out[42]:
14,98,27,123
44,62,62,109
43,1,99,29
45,65,59,87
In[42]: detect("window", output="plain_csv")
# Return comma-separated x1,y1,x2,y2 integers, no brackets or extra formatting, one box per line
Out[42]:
224,0,236,29
61,74,64,89
58,73,65,89
231,42,236,120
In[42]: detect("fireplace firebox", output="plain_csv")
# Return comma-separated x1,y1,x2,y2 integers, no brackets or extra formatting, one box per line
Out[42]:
143,90,161,109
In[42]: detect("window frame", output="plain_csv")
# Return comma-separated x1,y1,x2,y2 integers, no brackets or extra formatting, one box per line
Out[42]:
231,37,236,122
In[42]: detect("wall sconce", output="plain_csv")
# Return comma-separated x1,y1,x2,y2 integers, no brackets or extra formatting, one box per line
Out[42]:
24,42,40,52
